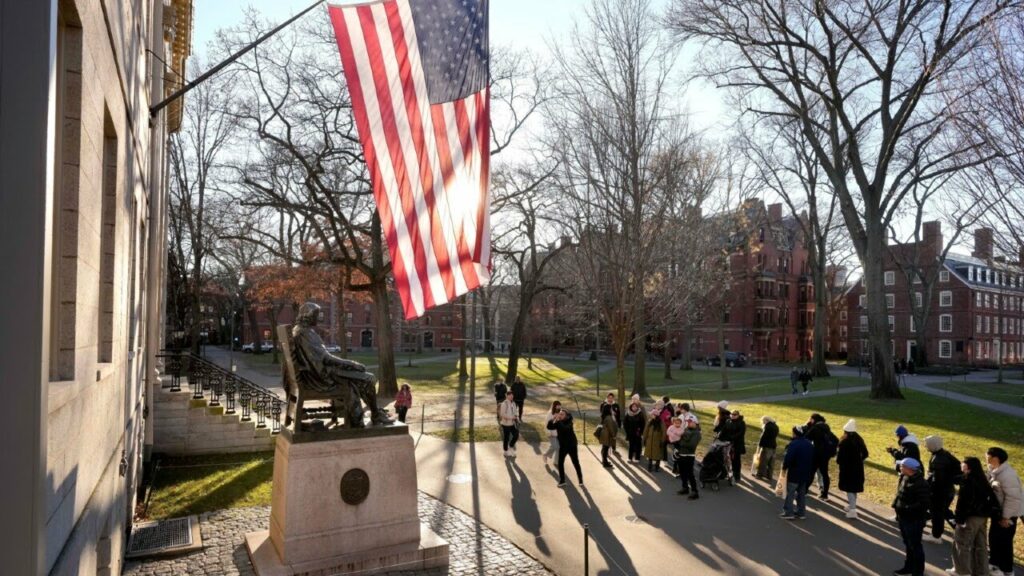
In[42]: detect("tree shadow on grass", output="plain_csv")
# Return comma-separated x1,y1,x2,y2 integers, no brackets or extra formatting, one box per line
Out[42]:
148,456,274,519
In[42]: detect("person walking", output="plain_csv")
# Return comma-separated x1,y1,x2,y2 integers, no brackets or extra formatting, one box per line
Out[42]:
923,435,961,543
543,401,562,464
805,413,838,499
780,425,815,520
597,403,619,469
836,419,869,519
393,384,413,423
547,408,583,488
790,367,800,395
799,369,813,395
510,376,527,419
642,408,666,473
677,418,701,500
755,415,779,482
499,391,520,457
623,398,645,463
987,446,1023,576
892,458,931,576
946,456,995,576
493,378,507,421
603,393,622,456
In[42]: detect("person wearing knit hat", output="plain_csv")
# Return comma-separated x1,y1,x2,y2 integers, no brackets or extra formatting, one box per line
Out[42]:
717,400,729,410
893,456,931,576
623,396,646,463
837,418,869,519
780,424,815,520
923,435,960,543
888,425,921,474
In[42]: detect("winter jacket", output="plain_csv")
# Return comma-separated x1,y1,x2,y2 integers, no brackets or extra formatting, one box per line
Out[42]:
720,416,747,455
805,421,836,463
659,405,673,428
676,427,701,457
954,473,997,525
758,420,779,450
604,401,622,427
545,412,558,438
990,462,1024,519
782,437,815,486
927,449,961,497
642,417,666,461
623,406,645,441
836,432,869,494
598,414,619,447
893,471,931,521
394,388,412,409
493,382,507,403
666,423,685,444
546,413,578,449
510,381,527,403
891,434,921,471
499,400,519,426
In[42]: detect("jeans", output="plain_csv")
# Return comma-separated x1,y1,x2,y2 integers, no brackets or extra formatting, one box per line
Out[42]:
501,425,519,451
951,516,988,576
846,492,858,510
679,454,698,493
929,490,954,538
557,444,583,484
782,481,808,517
897,516,926,575
544,436,560,461
989,516,1018,574
757,448,776,480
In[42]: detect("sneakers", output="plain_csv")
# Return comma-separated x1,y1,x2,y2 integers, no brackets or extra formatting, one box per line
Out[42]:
793,515,806,520
503,450,510,457
557,482,566,488
780,513,795,519
509,448,517,457
922,534,943,544
845,510,859,520
944,569,969,576
602,462,614,469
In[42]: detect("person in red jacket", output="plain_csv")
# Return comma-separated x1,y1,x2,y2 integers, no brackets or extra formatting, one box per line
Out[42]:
393,383,412,423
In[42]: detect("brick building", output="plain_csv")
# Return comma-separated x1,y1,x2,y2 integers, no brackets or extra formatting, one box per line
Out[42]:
846,225,1024,367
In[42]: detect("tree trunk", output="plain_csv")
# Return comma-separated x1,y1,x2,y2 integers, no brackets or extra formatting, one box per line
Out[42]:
810,238,830,377
680,324,693,371
864,225,902,399
506,296,530,385
663,337,673,380
614,341,627,409
631,297,647,396
914,308,930,368
370,215,398,398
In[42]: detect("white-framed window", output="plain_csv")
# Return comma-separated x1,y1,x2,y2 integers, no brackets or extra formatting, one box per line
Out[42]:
940,314,953,332
885,271,896,286
939,290,952,307
886,293,895,309
860,315,868,331
887,315,895,332
840,326,848,337
976,291,982,308
939,340,952,358
985,316,991,333
910,316,916,333
977,315,983,332
985,293,991,308
840,310,848,321
915,292,923,308
859,294,867,307
939,270,950,283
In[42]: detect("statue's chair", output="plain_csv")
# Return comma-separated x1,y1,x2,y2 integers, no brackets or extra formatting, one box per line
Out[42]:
278,324,353,430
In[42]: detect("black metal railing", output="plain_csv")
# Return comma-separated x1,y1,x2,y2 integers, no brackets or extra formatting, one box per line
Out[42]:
158,350,283,434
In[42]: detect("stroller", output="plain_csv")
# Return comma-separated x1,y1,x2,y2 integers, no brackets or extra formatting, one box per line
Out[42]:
698,440,733,491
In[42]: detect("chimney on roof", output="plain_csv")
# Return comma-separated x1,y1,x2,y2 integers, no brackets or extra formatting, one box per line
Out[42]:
768,203,783,223
972,227,994,261
922,221,943,255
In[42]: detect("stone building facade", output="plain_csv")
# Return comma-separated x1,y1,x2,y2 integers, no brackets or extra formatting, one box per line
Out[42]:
0,0,191,573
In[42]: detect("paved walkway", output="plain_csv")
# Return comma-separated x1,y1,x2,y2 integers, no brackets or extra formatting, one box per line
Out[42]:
122,491,553,576
414,432,1020,576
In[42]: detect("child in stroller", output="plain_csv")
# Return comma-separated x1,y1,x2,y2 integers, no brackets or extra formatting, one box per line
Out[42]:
698,439,733,491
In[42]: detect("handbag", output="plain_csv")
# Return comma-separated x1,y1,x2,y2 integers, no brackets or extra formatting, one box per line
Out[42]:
774,469,788,498
593,424,603,439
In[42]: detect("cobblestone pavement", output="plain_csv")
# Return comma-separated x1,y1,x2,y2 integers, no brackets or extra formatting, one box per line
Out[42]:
123,492,553,576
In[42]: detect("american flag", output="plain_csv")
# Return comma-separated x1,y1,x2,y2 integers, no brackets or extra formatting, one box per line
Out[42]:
328,0,491,319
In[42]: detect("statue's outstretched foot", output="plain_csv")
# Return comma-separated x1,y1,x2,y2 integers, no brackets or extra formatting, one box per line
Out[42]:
371,409,395,426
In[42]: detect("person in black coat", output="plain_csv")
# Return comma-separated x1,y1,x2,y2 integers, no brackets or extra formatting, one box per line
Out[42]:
755,415,779,482
949,456,995,576
547,409,583,487
493,378,507,421
804,413,837,499
923,435,960,542
892,458,931,576
836,419,869,519
723,410,747,483
510,376,527,419
622,400,645,463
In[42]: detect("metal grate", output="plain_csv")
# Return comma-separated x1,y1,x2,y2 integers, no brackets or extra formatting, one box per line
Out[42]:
127,517,193,556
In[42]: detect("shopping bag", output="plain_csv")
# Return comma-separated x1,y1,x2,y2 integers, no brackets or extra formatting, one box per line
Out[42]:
774,469,787,498
751,447,763,475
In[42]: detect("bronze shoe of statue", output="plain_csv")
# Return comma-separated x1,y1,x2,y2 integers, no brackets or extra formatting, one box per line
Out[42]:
371,408,395,426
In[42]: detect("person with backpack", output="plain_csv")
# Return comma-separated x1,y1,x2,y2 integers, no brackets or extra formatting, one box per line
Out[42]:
923,435,960,543
493,378,507,421
836,419,869,519
676,418,701,500
987,446,1023,576
946,456,996,576
805,413,838,499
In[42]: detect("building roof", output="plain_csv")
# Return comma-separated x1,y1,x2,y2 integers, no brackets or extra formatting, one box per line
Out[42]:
944,252,1024,293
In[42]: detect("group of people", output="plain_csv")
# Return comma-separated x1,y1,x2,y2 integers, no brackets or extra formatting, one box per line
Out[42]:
494,376,528,456
789,367,815,395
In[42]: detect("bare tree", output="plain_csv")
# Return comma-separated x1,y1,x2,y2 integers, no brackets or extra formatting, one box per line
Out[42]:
668,0,1017,398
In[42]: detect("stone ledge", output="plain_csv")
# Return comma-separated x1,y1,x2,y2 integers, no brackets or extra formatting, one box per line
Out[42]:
246,523,448,576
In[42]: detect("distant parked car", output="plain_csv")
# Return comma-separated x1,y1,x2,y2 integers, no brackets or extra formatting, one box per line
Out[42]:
325,344,342,353
242,342,256,353
706,351,747,368
260,342,275,353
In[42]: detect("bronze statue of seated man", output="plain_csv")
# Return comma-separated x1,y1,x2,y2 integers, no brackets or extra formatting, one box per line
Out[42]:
291,302,393,427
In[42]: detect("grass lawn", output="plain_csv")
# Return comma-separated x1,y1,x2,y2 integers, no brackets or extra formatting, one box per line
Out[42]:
925,379,1024,409
395,356,594,393
144,452,273,520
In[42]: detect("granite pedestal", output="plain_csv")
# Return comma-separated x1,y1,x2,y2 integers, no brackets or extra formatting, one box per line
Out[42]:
246,425,449,576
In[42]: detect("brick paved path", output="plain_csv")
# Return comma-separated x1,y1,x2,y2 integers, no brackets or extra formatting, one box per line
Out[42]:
123,492,553,576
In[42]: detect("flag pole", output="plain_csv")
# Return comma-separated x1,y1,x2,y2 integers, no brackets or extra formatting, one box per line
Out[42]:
150,0,326,117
